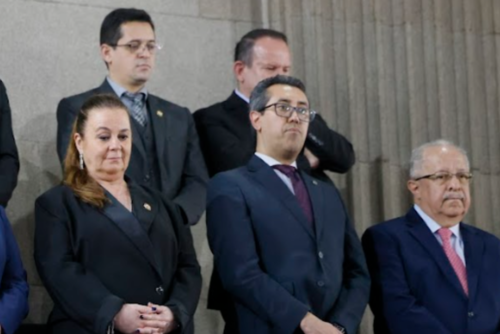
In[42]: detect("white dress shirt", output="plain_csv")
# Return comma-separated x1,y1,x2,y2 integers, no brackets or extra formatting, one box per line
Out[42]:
255,153,297,194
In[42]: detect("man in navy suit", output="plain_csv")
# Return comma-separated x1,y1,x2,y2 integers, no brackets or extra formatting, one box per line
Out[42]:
206,75,370,334
362,140,500,334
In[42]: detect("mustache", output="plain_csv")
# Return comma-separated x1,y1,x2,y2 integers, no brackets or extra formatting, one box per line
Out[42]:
444,193,465,200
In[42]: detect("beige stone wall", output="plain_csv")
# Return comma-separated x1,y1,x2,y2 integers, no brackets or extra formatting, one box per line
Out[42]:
1,1,499,333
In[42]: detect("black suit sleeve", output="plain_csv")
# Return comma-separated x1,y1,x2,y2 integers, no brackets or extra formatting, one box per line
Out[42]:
0,80,19,207
161,198,202,331
325,199,370,334
305,113,355,174
172,111,208,225
194,111,253,176
34,197,125,334
361,227,453,334
56,97,79,164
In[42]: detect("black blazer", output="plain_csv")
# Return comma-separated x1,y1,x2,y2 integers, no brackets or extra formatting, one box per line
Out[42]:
194,91,355,180
56,80,208,225
206,156,370,334
0,80,19,207
34,182,202,334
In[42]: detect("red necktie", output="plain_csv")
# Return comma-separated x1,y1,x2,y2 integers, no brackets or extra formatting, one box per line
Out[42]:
437,228,468,295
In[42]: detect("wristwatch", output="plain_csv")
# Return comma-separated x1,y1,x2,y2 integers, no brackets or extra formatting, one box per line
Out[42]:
333,323,346,334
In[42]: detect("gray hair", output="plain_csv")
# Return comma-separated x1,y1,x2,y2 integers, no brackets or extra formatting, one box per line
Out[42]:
249,75,306,113
409,139,470,178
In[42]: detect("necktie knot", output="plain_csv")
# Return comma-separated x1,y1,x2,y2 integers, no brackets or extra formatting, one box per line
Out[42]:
122,92,147,126
273,164,297,178
123,92,144,104
437,227,453,242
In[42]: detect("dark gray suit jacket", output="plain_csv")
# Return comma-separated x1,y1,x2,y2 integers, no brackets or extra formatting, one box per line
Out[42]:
0,80,19,207
56,80,208,225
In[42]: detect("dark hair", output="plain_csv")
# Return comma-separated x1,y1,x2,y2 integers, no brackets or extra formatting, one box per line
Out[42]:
100,8,155,46
63,94,130,208
234,29,288,66
249,75,306,113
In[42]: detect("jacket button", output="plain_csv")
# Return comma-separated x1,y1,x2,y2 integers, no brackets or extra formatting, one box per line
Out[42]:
468,311,474,318
156,286,164,295
317,280,325,287
144,174,150,182
318,251,324,259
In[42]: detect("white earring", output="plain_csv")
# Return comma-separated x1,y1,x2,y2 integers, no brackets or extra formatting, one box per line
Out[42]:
79,153,84,170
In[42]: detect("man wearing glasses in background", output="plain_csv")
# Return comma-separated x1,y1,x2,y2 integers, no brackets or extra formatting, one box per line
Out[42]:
206,75,370,334
56,8,207,226
363,140,500,334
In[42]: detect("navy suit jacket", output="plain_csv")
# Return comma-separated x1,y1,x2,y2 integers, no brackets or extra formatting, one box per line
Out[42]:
362,208,500,334
0,206,29,334
206,156,370,334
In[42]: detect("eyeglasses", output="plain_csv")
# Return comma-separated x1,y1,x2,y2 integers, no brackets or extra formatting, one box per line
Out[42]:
109,41,162,54
413,172,473,185
261,103,317,122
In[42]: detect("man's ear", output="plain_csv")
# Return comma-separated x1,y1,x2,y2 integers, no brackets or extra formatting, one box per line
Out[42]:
101,44,112,66
407,179,419,197
249,110,262,132
233,61,246,84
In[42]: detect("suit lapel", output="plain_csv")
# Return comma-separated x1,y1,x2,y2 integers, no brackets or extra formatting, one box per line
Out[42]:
461,224,483,300
147,95,167,163
302,172,323,239
248,156,315,239
406,209,468,299
102,185,163,280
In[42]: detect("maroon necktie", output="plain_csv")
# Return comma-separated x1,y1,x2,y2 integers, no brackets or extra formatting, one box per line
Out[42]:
273,165,314,224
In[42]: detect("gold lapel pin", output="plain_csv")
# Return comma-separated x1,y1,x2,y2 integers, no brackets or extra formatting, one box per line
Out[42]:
312,180,318,185
156,110,163,117
144,203,152,211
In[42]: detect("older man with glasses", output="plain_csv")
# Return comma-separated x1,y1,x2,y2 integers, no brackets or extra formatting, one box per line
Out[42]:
56,8,207,226
363,139,500,334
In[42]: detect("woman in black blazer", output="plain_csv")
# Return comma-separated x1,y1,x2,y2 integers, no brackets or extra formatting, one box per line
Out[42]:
34,94,201,334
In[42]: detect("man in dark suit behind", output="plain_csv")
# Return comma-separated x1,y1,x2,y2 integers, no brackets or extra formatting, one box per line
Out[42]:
194,29,356,333
56,8,207,225
0,79,19,207
362,140,500,334
206,75,370,334
193,29,355,181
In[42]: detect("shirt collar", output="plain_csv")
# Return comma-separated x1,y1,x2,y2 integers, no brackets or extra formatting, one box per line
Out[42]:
107,76,148,99
414,204,462,238
234,88,249,104
255,152,297,168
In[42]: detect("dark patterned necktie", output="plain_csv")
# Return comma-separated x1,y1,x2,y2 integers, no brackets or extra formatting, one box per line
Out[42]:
122,92,147,126
273,164,314,224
